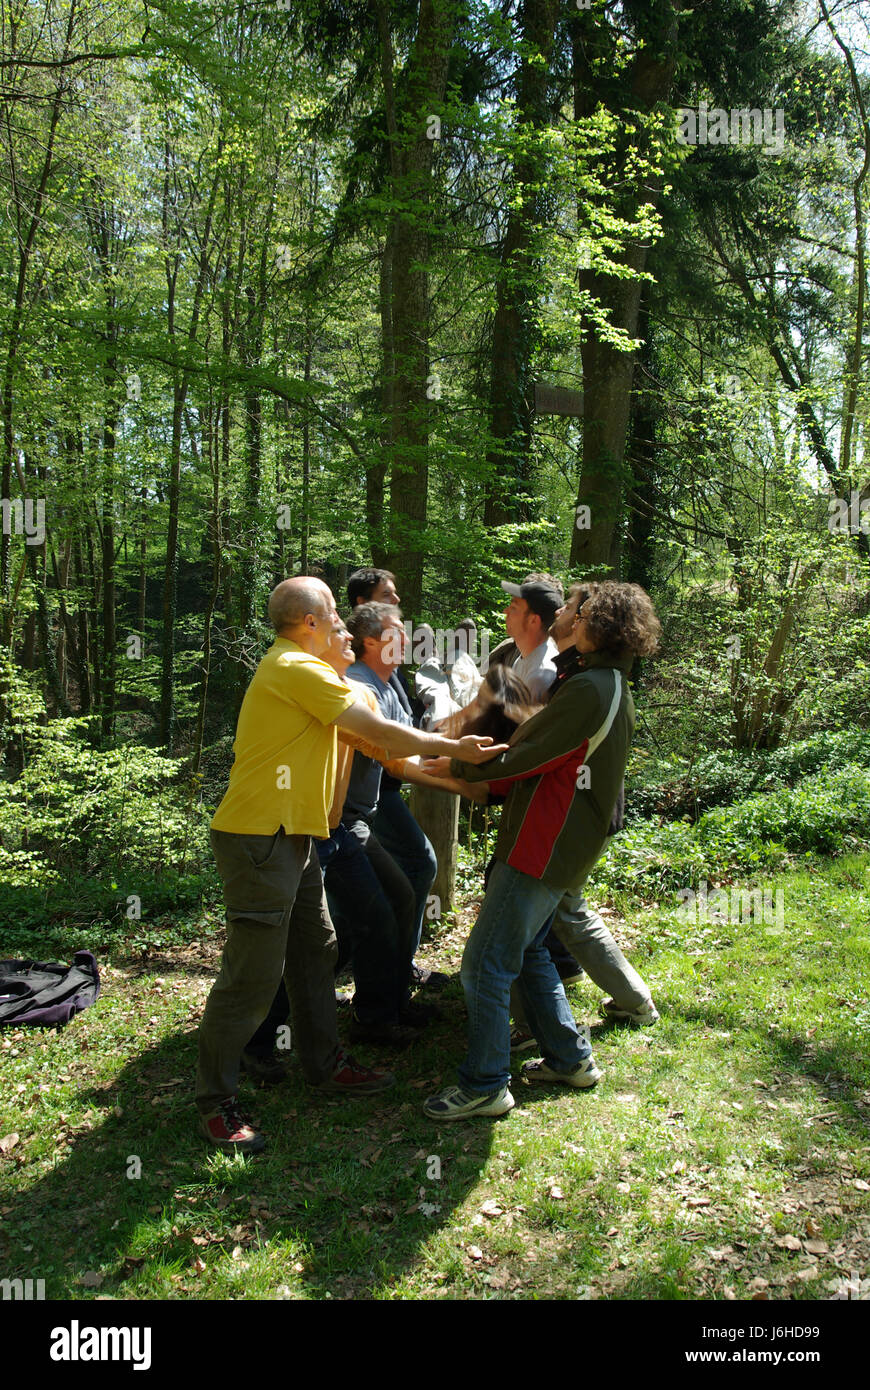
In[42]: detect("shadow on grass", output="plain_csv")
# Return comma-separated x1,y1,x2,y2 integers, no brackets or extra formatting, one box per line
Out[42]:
0,1010,502,1301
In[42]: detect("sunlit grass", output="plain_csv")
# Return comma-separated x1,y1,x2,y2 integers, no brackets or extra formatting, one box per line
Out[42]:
1,854,868,1300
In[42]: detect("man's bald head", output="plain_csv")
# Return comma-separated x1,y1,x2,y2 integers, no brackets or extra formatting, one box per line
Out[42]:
268,577,338,654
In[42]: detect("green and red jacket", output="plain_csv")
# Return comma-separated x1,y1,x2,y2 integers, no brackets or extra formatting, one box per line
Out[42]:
451,650,634,895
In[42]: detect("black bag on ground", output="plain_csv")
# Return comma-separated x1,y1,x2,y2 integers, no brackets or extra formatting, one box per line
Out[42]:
0,951,100,1028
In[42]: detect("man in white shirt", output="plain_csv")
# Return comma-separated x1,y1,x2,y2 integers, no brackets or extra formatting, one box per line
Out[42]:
500,577,561,701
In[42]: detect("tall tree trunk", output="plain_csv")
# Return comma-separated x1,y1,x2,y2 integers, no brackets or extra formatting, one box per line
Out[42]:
379,0,458,615
138,486,147,640
821,1,870,487
623,291,657,592
301,330,312,576
158,134,223,747
160,383,184,745
22,453,70,715
72,535,92,714
570,0,685,575
193,399,222,777
49,536,80,709
483,0,559,528
370,225,394,566
85,522,102,710
100,383,118,743
0,0,77,630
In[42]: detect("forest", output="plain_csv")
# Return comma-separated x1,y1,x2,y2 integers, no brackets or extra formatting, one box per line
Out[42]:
1,0,869,1310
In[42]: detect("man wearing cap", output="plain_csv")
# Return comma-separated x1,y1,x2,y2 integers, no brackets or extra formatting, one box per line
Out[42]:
500,578,562,701
484,573,564,677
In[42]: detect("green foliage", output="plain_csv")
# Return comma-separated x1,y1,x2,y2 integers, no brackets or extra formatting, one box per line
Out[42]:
1,722,211,877
0,681,214,941
700,764,870,857
629,729,870,822
593,764,870,898
0,867,217,958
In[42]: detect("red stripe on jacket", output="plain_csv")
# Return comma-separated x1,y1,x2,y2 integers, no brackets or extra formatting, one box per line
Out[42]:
503,739,590,878
486,738,589,799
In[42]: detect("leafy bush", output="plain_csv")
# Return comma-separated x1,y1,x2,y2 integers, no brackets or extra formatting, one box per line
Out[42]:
1,719,212,881
592,763,870,897
700,764,870,857
627,730,870,823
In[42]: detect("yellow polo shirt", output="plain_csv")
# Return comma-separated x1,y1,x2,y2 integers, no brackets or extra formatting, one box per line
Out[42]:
211,638,356,837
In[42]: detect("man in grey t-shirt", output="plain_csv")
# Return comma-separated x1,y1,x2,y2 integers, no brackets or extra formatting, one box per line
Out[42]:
499,577,562,700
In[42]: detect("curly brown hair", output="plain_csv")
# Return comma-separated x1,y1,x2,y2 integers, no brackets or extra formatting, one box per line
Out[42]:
580,582,661,659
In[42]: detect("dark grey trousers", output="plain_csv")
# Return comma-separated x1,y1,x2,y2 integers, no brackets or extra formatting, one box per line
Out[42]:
195,828,339,1113
511,894,652,1029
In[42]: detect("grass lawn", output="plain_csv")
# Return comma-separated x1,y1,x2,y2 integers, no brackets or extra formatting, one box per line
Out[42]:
1,853,869,1302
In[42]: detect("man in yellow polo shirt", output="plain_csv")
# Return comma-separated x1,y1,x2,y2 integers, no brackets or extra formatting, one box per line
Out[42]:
197,576,503,1152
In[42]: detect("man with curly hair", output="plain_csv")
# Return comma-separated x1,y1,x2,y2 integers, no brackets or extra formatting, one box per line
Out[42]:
422,581,661,1121
509,581,659,1042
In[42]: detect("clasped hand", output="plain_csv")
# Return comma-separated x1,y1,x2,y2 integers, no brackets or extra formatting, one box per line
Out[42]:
426,734,507,774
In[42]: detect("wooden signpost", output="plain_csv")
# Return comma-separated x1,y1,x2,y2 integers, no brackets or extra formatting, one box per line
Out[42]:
534,382,584,418
409,784,461,915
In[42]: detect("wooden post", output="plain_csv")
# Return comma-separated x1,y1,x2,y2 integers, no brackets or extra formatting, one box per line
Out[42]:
408,785,460,914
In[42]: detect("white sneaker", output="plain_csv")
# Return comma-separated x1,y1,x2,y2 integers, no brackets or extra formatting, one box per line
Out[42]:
423,1084,515,1121
522,1057,602,1089
510,1028,537,1053
602,997,659,1026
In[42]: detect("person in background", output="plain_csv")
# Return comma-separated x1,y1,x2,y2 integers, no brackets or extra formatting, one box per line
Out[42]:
414,623,455,730
447,619,483,709
497,576,562,700
440,607,658,1033
414,620,482,730
511,582,660,1046
347,567,401,609
484,573,564,675
197,577,392,1153
244,622,500,1062
198,577,502,1152
439,663,540,744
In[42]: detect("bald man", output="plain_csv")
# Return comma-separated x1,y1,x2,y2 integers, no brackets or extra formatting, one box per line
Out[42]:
197,577,504,1152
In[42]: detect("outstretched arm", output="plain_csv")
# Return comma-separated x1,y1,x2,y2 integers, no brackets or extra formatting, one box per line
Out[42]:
399,757,490,799
333,698,507,764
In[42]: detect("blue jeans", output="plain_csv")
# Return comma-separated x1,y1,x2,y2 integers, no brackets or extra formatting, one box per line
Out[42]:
458,860,592,1094
511,894,651,1030
371,788,437,958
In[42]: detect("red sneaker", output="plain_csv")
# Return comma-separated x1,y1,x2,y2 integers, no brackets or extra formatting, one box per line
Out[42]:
315,1051,395,1095
199,1099,266,1153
